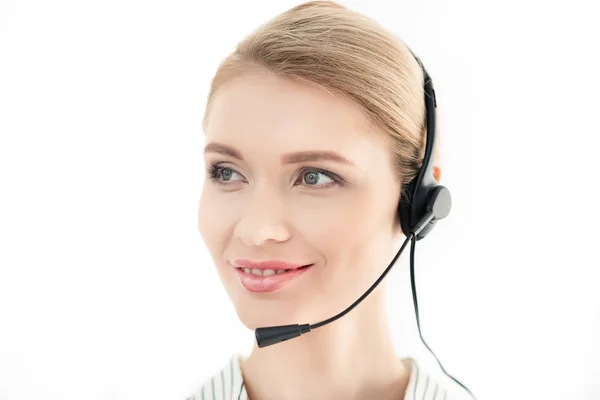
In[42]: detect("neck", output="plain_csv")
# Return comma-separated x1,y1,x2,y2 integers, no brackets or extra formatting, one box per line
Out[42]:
240,289,411,400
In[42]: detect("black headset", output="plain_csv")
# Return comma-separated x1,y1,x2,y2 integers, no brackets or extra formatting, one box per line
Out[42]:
398,50,452,240
399,51,476,399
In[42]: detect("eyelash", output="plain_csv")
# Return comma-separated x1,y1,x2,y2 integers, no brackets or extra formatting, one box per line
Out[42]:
206,162,343,189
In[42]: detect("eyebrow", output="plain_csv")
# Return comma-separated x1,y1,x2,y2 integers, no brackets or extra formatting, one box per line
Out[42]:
203,142,355,166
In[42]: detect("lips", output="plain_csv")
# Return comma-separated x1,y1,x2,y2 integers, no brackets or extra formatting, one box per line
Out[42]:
231,260,313,293
233,259,307,271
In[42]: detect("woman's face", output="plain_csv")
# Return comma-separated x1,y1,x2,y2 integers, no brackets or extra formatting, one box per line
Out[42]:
198,72,404,330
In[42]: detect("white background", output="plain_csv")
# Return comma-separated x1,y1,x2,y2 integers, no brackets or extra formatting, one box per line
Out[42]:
1,0,599,399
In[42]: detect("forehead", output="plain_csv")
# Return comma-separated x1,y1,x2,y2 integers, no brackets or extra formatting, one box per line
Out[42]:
205,72,391,163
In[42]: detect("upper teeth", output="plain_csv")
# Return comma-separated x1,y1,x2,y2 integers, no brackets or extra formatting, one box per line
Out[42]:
243,268,288,276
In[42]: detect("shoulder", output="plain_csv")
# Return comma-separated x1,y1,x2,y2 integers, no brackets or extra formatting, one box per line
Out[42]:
185,354,245,400
404,358,472,400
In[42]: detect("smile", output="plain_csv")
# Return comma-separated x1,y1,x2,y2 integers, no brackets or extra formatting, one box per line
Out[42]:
233,264,313,293
239,267,304,276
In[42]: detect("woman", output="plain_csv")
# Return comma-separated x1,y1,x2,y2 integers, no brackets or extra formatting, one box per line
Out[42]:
189,1,470,399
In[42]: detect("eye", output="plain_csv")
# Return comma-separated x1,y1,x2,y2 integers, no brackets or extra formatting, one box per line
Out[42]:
207,163,245,184
296,168,339,187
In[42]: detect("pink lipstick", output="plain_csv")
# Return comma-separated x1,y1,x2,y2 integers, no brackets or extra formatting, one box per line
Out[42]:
232,259,313,293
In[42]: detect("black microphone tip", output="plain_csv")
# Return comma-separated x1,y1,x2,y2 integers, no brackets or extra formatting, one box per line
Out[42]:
255,324,311,348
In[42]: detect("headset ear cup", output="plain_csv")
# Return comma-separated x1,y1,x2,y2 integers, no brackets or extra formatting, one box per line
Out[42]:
410,184,452,240
428,185,452,221
399,182,451,239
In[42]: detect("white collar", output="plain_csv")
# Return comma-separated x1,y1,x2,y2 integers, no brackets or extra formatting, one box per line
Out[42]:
188,353,454,400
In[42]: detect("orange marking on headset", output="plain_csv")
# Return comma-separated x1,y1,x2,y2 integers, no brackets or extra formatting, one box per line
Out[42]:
433,166,441,182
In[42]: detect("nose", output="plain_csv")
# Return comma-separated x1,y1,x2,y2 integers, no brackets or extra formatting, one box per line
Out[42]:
233,184,292,247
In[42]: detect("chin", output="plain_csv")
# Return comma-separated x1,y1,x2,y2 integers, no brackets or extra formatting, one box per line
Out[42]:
222,267,317,330
232,297,304,331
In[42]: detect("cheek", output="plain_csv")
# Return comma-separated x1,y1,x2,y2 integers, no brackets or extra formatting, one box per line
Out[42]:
302,194,393,281
297,197,383,272
297,193,380,242
197,190,232,254
197,195,212,243
197,194,240,288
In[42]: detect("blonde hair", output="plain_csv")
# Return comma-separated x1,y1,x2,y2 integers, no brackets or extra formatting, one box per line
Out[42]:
203,0,427,191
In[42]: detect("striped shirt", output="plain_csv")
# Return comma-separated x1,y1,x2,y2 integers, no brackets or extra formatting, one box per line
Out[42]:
186,354,464,400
